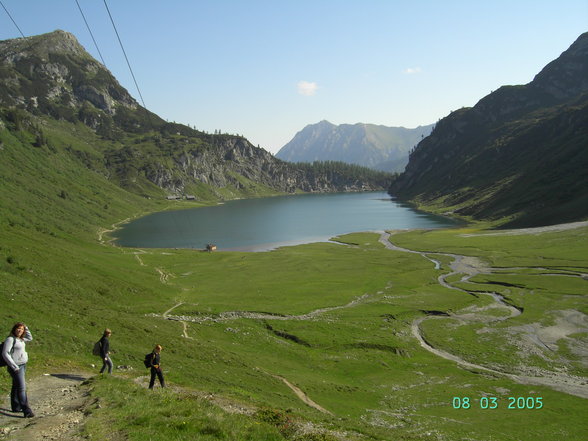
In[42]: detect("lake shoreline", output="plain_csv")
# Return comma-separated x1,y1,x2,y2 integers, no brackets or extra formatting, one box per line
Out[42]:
110,191,461,251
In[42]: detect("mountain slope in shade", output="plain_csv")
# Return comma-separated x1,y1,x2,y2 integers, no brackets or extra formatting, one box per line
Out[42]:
276,121,433,172
389,32,588,228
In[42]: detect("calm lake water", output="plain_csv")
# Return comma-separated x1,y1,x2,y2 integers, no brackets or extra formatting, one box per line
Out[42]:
114,192,458,251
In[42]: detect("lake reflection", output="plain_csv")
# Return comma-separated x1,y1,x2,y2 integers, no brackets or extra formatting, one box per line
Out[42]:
113,192,457,251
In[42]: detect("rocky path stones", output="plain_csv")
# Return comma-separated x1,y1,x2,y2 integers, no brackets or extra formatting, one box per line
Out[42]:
0,373,91,441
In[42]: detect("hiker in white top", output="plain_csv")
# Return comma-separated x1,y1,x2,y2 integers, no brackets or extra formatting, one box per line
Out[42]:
2,322,34,418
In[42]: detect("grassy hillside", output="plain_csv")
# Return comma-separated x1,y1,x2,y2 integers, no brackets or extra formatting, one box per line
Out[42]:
391,97,588,227
389,33,588,228
1,99,587,440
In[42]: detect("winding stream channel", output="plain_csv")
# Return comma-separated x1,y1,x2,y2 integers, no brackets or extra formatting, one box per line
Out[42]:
379,232,588,399
149,230,588,402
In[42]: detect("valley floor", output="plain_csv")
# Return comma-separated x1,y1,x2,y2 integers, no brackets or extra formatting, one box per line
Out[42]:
1,221,587,440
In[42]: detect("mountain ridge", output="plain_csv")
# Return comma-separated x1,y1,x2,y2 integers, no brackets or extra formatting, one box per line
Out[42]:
389,32,588,227
0,30,392,199
276,120,433,172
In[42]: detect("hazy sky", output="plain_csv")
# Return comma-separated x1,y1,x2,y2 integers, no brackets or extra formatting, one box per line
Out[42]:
1,1,586,153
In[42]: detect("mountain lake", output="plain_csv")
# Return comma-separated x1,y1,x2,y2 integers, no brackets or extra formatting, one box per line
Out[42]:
113,192,459,251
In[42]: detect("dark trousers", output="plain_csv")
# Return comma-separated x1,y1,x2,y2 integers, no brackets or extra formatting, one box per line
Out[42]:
100,356,113,374
8,364,31,413
149,367,165,389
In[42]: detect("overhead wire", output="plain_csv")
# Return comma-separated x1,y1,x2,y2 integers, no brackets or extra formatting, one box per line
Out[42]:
0,0,25,38
102,0,148,112
101,0,191,243
102,0,156,133
2,0,195,246
74,0,107,66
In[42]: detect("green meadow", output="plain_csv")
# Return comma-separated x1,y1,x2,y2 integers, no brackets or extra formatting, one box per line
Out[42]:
1,121,588,440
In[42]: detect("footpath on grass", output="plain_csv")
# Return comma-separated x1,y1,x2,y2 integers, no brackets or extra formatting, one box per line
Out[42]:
0,372,339,441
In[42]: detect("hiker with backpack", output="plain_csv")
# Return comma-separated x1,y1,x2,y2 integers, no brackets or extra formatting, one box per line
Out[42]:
145,344,165,389
1,322,35,418
98,328,113,374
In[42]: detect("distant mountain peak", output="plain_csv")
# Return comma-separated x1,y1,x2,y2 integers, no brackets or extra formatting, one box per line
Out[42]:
277,121,433,172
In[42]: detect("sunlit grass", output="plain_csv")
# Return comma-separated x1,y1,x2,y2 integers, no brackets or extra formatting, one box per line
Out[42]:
1,120,587,439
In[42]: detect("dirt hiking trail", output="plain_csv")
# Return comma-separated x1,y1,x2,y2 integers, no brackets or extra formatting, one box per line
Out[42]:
0,373,90,441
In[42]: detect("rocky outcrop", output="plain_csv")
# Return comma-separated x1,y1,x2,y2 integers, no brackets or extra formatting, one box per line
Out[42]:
133,136,389,194
0,30,139,122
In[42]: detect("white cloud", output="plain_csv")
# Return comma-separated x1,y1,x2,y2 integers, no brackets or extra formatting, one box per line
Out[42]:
297,81,318,96
403,67,422,74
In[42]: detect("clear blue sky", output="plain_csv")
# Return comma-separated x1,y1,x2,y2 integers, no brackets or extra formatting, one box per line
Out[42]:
1,1,586,153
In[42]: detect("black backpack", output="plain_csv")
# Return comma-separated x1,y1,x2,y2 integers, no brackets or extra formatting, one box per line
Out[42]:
0,337,15,367
143,352,154,368
92,341,102,357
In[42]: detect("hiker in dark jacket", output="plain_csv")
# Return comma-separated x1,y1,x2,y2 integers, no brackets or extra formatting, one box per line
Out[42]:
99,329,113,374
148,344,165,389
2,322,35,418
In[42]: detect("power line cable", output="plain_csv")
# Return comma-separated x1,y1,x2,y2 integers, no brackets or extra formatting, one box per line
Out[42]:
102,0,148,111
74,0,106,66
0,0,25,38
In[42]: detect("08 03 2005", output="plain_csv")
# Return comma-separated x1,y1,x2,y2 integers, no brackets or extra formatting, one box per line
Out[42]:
452,396,543,409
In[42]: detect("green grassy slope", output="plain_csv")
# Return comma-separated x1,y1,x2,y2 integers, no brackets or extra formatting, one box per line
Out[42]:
1,117,587,439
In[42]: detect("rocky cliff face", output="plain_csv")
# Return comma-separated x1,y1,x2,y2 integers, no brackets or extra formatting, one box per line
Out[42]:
1,31,391,196
389,32,588,227
138,135,387,194
0,30,138,119
276,120,433,172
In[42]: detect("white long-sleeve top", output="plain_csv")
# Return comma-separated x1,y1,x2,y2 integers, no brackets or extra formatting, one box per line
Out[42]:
2,328,33,371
